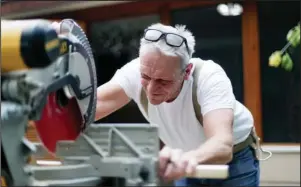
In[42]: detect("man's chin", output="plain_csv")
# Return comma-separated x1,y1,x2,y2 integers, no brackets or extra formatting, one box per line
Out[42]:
150,102,161,105
149,98,163,105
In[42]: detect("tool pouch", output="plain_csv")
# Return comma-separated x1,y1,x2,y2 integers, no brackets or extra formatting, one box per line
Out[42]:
249,127,272,161
249,127,261,160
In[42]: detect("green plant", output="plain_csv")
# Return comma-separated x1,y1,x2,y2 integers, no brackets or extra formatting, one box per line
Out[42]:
269,22,300,71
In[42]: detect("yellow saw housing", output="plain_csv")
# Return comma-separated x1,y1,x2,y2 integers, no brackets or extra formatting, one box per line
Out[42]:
1,19,60,73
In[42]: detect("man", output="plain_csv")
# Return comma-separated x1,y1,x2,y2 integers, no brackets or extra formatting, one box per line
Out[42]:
54,22,260,186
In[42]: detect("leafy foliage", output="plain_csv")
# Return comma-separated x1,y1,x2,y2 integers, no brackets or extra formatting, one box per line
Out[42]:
269,22,300,71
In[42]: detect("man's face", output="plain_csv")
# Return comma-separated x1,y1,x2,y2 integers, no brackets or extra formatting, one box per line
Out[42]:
140,50,187,105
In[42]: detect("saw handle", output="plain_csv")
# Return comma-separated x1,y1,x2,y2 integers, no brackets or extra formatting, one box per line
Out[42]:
187,164,229,179
166,159,229,179
165,159,229,179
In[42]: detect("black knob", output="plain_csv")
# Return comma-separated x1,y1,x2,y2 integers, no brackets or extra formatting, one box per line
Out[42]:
139,166,149,181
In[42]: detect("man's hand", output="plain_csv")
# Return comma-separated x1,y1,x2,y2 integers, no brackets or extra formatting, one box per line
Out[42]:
51,21,61,34
51,21,70,35
159,146,198,181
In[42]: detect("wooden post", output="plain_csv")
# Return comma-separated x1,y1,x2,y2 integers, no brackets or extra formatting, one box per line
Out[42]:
242,1,263,138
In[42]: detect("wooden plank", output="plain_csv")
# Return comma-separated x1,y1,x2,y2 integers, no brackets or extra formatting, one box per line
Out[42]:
42,0,228,22
1,1,67,15
2,1,126,19
262,143,301,146
159,2,171,25
3,0,228,19
26,121,62,163
42,1,165,21
169,0,229,9
1,177,7,187
242,1,263,138
26,121,40,143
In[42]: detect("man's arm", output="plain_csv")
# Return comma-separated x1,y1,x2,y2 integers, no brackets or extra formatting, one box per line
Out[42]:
189,70,235,164
94,59,141,121
94,81,131,121
158,109,233,180
190,109,234,164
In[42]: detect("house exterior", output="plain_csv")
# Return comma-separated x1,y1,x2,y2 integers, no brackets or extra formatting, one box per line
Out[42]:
2,0,300,185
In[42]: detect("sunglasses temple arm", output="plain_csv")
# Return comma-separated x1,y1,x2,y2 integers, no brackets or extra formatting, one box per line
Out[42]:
185,41,190,56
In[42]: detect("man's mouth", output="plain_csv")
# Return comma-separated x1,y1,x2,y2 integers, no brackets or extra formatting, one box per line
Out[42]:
151,93,162,96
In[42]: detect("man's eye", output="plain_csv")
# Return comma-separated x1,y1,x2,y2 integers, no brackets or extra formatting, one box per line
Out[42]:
142,75,150,80
160,80,172,85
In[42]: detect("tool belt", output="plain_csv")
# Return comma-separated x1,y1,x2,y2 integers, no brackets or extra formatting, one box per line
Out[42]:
233,127,259,154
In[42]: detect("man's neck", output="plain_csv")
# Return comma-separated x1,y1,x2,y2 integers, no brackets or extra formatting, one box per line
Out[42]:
165,79,185,103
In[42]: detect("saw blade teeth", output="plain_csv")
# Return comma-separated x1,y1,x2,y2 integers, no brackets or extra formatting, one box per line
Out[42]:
67,20,97,129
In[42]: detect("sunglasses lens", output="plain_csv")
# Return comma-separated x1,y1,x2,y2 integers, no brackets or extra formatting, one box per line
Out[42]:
143,30,188,54
144,29,162,41
166,34,183,47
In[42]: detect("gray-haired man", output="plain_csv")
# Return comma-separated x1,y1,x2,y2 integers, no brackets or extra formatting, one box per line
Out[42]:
54,22,262,186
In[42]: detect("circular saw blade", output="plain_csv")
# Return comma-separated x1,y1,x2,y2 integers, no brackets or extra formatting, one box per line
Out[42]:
34,19,97,154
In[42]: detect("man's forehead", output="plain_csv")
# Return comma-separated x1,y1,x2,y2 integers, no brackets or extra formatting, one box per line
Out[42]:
140,63,180,79
140,52,181,68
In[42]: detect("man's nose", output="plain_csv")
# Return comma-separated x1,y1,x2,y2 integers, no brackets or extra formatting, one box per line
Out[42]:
148,80,160,92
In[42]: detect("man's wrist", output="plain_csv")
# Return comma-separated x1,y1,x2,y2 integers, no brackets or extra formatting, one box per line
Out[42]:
184,149,200,163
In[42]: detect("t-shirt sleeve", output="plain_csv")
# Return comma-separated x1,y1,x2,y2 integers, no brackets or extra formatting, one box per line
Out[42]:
110,58,141,100
197,66,236,116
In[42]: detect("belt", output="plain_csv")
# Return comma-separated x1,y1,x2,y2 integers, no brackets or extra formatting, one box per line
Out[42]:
233,131,256,154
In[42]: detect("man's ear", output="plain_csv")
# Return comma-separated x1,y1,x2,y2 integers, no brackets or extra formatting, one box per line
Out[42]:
184,63,193,80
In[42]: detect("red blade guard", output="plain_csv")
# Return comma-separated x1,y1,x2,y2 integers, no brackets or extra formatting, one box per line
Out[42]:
34,91,83,154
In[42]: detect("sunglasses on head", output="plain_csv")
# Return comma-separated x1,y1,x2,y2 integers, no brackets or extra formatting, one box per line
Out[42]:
143,29,191,55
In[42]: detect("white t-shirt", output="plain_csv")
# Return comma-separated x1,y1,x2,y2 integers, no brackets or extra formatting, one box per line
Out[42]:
111,57,254,152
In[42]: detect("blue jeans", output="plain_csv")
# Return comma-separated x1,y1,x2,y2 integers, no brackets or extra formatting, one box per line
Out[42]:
175,146,260,186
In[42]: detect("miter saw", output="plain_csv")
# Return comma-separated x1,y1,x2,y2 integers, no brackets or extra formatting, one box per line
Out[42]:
1,18,164,187
1,19,229,187
1,18,98,185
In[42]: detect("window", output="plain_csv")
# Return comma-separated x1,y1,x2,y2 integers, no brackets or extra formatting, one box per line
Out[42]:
89,15,160,123
171,5,244,103
258,1,300,142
